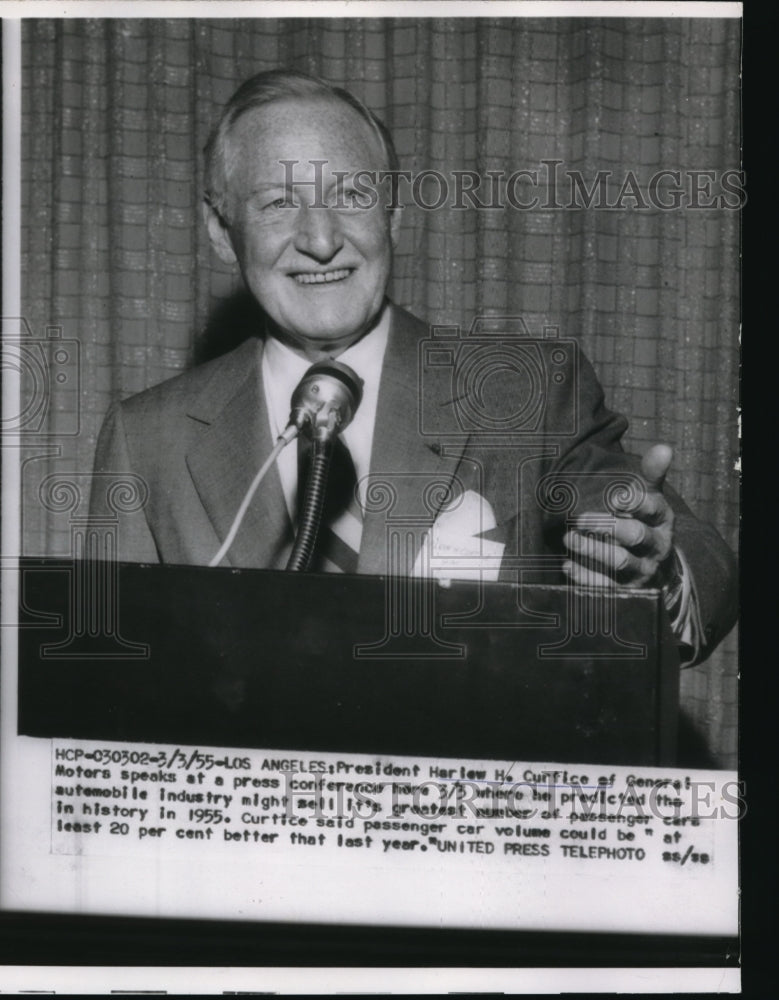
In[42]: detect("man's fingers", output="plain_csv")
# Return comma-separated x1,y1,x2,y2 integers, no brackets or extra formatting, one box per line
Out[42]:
610,483,673,526
639,443,673,491
576,502,671,540
564,530,637,580
562,561,616,589
628,489,671,526
574,514,654,553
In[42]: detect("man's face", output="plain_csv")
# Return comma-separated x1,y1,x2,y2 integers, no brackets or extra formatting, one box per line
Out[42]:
208,97,400,357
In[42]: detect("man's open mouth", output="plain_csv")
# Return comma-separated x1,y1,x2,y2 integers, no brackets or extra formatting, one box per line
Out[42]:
291,268,354,285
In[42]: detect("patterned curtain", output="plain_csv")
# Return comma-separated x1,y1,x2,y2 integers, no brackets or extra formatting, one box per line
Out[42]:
20,17,740,766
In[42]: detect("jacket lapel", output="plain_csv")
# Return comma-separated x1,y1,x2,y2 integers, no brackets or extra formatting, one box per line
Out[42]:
358,305,471,575
185,337,291,568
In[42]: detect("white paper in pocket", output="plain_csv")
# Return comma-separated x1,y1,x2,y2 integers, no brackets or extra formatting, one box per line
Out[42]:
411,489,505,583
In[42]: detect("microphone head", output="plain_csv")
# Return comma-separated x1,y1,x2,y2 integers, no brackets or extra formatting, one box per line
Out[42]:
289,360,364,438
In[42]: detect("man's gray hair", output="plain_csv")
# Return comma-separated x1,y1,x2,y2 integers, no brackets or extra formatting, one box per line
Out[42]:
204,68,399,219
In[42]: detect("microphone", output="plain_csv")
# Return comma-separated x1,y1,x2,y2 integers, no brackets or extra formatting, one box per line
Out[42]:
286,360,363,572
287,360,364,443
209,359,363,570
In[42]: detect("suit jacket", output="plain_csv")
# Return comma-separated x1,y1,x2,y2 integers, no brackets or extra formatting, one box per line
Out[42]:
90,303,737,664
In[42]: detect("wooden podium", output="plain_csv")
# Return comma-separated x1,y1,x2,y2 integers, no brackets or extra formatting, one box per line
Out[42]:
16,559,679,765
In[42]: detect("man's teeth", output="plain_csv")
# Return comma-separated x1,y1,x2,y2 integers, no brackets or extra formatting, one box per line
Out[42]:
293,269,352,285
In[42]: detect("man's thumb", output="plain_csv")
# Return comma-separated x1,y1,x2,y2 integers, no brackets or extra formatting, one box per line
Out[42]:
640,443,673,490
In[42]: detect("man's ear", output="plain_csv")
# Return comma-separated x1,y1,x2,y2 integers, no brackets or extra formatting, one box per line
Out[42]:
203,199,238,264
388,204,403,249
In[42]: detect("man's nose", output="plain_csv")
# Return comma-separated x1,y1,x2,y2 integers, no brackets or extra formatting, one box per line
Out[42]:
293,205,345,261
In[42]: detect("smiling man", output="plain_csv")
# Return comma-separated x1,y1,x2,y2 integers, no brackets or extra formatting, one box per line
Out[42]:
90,68,737,667
203,88,400,358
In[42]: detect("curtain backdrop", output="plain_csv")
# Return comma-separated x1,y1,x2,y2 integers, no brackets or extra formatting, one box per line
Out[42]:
20,17,740,766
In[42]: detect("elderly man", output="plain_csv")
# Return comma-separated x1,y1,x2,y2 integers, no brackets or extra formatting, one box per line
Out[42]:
90,69,737,667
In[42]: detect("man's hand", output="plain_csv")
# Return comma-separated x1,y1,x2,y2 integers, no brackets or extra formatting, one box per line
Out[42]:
562,443,676,588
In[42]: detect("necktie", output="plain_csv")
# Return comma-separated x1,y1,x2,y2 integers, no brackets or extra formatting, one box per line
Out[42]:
297,434,363,573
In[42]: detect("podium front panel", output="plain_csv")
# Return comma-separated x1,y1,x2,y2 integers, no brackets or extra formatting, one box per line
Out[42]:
17,559,679,765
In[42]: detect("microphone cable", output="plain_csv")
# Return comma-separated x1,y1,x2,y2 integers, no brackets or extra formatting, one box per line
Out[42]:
207,425,298,568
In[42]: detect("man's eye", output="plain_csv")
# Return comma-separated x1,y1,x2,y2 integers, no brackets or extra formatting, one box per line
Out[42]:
263,197,291,211
339,186,372,209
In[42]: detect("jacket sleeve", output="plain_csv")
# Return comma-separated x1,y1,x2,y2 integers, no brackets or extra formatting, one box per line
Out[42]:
88,402,161,564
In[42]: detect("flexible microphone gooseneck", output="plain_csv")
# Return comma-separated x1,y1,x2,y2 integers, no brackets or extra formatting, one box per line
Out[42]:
285,360,363,572
207,359,363,570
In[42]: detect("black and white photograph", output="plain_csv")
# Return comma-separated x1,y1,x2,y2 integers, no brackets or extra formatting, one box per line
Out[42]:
1,3,742,991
